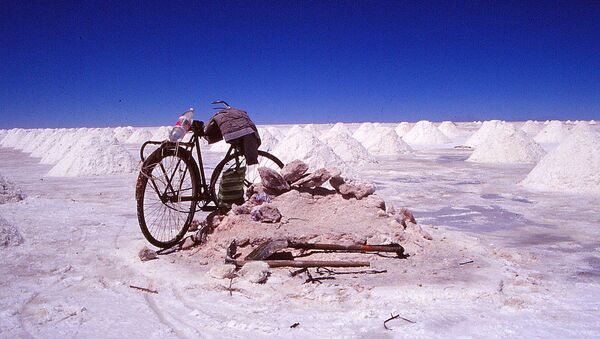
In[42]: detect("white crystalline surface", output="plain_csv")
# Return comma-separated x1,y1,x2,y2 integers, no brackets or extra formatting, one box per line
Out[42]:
0,216,23,247
467,125,546,164
321,130,376,165
403,120,451,145
438,121,463,139
328,122,353,136
352,122,377,144
360,126,413,156
125,128,154,144
257,128,279,152
40,128,91,164
47,135,136,177
534,120,570,144
274,128,345,169
113,126,134,143
0,174,25,204
151,126,171,141
521,124,600,194
394,122,412,137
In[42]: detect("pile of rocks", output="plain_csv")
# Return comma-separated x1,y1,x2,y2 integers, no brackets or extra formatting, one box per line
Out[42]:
0,174,25,204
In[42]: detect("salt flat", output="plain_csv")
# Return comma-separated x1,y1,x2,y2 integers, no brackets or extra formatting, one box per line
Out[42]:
1,122,599,338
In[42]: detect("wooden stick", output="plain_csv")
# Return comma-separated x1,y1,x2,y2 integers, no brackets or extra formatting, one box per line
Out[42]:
233,259,370,268
129,285,158,294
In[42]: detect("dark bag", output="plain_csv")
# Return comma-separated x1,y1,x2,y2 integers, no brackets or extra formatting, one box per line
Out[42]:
217,166,246,210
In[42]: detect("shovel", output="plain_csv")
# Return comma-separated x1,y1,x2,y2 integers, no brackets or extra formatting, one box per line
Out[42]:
245,239,405,261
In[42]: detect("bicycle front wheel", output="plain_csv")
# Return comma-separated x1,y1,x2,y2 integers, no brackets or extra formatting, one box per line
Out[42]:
136,146,199,248
209,151,284,208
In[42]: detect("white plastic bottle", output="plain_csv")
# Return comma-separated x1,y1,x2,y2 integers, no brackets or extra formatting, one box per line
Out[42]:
169,108,194,141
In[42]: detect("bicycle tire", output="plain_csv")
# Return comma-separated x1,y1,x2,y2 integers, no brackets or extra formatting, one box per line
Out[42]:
209,150,284,208
136,145,199,248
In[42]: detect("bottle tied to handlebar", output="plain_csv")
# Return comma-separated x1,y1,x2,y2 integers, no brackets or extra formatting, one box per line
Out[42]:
169,108,194,142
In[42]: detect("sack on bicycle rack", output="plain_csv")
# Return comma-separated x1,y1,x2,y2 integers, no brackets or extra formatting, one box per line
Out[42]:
218,166,247,210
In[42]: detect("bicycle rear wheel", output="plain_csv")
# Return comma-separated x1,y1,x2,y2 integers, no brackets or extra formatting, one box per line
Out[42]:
136,146,199,248
209,150,284,208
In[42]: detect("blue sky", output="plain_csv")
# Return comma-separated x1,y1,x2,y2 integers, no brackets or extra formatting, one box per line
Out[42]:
1,1,599,128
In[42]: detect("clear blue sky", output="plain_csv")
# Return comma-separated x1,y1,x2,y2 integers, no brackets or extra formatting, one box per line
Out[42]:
1,1,599,128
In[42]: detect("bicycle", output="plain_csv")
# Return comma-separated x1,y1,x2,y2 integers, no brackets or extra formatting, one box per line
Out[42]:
135,103,284,248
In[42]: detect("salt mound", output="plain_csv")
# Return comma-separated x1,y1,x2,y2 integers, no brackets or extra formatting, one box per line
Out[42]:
126,129,154,144
352,122,377,144
361,127,413,156
21,129,55,153
209,140,231,152
0,175,25,204
520,126,600,194
403,120,451,145
273,128,346,170
266,127,285,141
151,126,171,141
31,129,69,158
0,216,23,248
590,120,597,125
438,121,463,139
40,128,89,165
534,120,570,144
13,129,40,150
321,130,376,165
521,120,543,136
47,136,136,177
327,122,353,136
464,120,505,148
467,125,546,164
113,126,134,143
0,128,28,148
257,128,279,152
394,122,412,137
304,124,320,135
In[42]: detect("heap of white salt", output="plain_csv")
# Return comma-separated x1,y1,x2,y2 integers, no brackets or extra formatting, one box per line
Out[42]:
113,126,134,143
394,122,412,137
126,128,154,144
40,128,90,165
266,127,285,141
352,122,377,144
467,124,546,164
47,135,136,177
327,122,353,136
20,129,54,154
360,126,413,156
403,120,451,145
273,128,345,170
257,128,279,152
151,126,171,141
534,120,570,144
30,129,68,158
520,124,600,194
438,121,463,139
0,129,28,148
520,120,543,136
590,120,597,125
321,130,376,165
464,120,505,148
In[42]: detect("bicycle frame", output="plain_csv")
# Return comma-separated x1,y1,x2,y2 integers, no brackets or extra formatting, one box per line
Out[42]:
139,121,240,212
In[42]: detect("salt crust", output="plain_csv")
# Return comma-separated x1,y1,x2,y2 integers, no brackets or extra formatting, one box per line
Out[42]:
320,129,376,165
466,124,546,164
151,126,171,141
352,122,377,145
328,122,353,136
520,124,600,194
256,128,279,152
534,120,570,144
47,135,136,177
403,120,451,145
394,122,412,137
113,126,134,143
40,128,91,165
360,127,413,156
0,215,23,248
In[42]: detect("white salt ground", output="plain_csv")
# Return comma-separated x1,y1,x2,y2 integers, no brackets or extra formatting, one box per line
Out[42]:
360,126,413,156
521,124,600,194
0,175,25,204
394,122,412,137
47,136,137,177
273,128,346,170
403,120,451,145
321,130,376,165
0,215,23,248
126,128,154,144
467,125,546,164
534,120,571,144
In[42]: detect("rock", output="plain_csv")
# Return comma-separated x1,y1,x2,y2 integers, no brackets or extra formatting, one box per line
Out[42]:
138,246,158,261
406,222,432,240
330,176,375,200
363,194,386,210
209,264,237,279
395,208,417,228
0,175,25,204
258,167,290,191
231,204,251,215
181,236,196,250
188,219,201,232
238,261,270,283
293,168,331,188
250,203,282,223
0,217,23,247
280,160,309,183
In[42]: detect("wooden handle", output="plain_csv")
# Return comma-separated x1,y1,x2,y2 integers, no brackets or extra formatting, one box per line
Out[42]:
233,260,370,268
